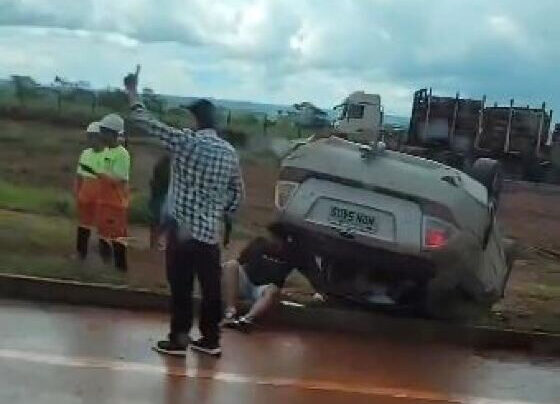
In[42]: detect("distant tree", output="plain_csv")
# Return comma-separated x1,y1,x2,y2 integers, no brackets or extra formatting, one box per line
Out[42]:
97,88,128,111
142,87,166,116
293,101,327,117
226,110,232,127
236,113,259,125
263,113,276,135
54,76,90,89
52,75,95,112
11,75,39,106
292,101,329,129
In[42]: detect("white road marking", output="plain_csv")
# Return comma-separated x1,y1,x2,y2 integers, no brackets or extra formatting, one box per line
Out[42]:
0,348,544,404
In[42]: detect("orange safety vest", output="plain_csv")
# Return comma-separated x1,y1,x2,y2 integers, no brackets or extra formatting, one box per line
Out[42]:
76,178,100,228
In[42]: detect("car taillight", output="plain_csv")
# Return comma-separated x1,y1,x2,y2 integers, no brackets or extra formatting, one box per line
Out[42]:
423,216,454,250
425,228,447,249
275,181,299,210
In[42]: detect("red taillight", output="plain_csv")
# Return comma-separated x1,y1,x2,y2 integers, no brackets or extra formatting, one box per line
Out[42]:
425,228,448,249
423,216,454,250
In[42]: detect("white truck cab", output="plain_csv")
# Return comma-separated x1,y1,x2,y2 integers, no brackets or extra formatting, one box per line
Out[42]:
334,91,383,143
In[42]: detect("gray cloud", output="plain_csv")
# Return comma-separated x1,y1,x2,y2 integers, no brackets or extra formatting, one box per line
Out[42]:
1,0,560,115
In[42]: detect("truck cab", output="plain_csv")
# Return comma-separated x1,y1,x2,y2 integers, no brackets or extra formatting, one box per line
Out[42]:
334,91,383,143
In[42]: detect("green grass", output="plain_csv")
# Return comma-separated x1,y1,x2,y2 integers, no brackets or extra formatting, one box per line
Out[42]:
0,114,265,289
0,180,75,217
0,206,249,287
516,282,560,301
0,210,71,253
0,210,125,285
0,91,314,140
0,180,151,224
129,191,151,225
0,253,126,285
230,222,254,240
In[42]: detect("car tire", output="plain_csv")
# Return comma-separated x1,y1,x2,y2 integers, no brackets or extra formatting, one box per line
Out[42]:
424,288,492,321
470,158,504,205
423,269,493,321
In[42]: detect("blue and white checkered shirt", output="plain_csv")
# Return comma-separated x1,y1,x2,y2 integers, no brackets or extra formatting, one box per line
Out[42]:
130,104,244,244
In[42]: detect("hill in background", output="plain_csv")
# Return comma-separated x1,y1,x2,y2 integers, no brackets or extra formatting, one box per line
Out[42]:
0,77,409,127
161,94,409,127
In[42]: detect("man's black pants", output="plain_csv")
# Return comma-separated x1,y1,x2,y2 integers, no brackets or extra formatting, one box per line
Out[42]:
166,229,222,345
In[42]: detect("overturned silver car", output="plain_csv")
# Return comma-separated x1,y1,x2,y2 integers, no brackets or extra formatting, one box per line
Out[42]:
274,136,514,318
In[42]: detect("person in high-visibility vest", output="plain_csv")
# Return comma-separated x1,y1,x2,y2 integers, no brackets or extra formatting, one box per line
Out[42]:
96,113,131,271
75,121,105,260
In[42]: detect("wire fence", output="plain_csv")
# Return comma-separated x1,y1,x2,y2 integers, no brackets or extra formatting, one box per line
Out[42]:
0,84,312,143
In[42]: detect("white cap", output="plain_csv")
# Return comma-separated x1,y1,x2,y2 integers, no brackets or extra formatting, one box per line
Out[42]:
86,121,100,134
99,113,124,134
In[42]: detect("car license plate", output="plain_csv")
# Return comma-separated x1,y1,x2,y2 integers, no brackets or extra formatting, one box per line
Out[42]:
328,205,378,233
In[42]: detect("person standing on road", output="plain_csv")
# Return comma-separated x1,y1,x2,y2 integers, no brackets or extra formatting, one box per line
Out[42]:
75,121,105,260
96,113,131,272
124,67,244,357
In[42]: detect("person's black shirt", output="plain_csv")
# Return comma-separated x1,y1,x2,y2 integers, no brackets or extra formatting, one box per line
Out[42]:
237,236,326,292
238,237,293,288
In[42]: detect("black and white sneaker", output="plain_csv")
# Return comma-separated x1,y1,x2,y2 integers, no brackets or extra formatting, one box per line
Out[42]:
152,339,188,356
221,313,239,329
190,338,222,357
235,316,254,333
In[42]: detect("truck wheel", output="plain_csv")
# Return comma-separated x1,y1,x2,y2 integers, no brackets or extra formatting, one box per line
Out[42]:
470,158,504,205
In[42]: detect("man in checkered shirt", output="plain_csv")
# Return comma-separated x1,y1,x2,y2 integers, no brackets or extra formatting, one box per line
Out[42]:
124,68,243,357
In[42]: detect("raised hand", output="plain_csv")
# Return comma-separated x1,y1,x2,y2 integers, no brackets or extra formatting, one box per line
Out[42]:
124,64,141,94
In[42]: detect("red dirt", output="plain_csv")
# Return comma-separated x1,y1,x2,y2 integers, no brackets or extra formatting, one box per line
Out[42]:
499,181,560,251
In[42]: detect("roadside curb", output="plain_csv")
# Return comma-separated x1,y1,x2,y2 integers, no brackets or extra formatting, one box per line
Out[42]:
1,273,559,353
0,273,168,311
268,305,560,354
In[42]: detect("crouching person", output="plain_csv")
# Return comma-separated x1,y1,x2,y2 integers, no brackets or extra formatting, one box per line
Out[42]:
222,224,324,332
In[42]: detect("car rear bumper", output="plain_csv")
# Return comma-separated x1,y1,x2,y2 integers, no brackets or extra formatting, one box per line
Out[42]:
278,221,437,282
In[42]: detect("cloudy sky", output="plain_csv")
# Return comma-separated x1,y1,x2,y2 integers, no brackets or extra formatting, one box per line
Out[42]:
1,0,559,115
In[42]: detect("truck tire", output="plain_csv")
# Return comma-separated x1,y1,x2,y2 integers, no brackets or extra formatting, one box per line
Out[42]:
470,158,504,204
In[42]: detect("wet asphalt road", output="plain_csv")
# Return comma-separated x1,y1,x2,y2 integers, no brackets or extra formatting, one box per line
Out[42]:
0,299,558,404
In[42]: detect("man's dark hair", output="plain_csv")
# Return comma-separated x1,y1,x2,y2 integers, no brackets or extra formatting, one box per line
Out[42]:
188,99,216,130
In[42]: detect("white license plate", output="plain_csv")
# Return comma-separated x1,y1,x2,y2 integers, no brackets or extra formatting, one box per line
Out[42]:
328,205,378,233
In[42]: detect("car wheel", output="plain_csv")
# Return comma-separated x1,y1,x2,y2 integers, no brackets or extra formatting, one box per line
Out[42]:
470,158,504,205
424,288,493,321
423,270,494,321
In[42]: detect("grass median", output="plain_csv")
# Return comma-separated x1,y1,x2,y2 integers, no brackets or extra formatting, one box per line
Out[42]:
0,179,151,224
0,210,126,285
